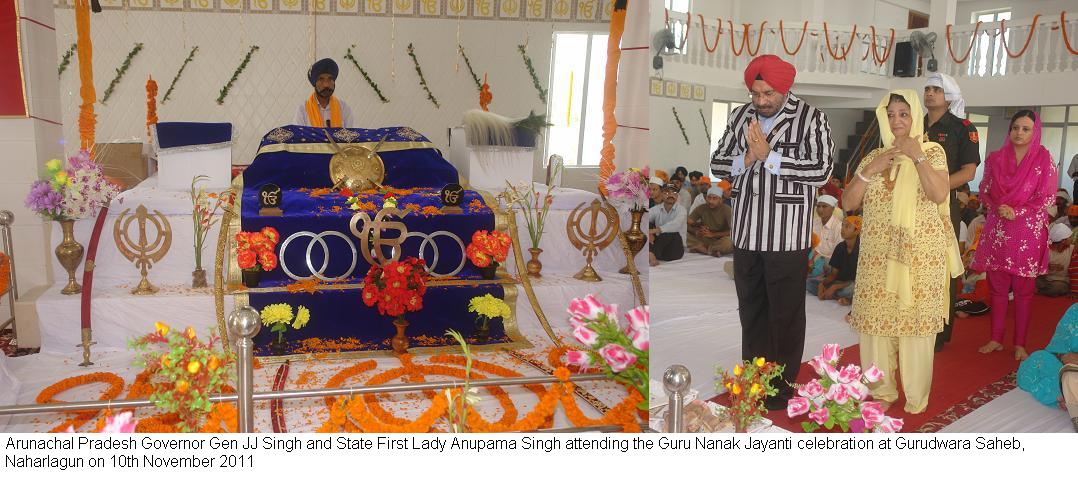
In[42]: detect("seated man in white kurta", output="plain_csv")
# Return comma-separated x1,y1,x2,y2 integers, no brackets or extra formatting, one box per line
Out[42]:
294,58,354,128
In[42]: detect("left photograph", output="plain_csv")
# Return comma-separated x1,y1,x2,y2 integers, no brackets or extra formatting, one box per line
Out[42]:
0,0,648,434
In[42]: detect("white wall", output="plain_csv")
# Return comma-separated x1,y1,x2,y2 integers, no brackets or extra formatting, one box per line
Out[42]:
51,9,608,166
957,0,1076,23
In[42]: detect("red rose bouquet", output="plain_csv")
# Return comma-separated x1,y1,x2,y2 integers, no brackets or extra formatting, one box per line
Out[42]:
466,230,511,272
362,257,428,320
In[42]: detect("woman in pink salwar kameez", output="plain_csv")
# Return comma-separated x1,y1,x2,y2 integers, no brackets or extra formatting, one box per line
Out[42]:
971,110,1057,361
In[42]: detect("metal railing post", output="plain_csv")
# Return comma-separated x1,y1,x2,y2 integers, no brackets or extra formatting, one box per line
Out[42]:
226,306,260,433
663,364,690,433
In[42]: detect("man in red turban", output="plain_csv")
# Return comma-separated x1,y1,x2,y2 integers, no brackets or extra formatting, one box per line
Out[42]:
711,53,834,410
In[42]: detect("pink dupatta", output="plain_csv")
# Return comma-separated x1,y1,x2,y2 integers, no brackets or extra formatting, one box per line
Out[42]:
982,112,1055,209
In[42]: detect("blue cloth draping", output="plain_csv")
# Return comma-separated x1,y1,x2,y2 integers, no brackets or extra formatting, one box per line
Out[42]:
154,122,233,149
249,284,510,356
1017,303,1078,406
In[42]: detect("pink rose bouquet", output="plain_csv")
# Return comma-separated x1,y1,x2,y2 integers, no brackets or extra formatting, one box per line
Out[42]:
787,343,903,433
564,295,648,409
604,167,650,212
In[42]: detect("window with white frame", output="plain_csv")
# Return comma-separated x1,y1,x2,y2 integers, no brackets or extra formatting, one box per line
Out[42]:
546,32,609,168
969,10,1011,77
665,0,692,56
708,99,747,181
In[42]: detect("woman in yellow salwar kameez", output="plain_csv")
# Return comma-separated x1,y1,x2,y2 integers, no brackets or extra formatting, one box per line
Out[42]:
842,90,963,414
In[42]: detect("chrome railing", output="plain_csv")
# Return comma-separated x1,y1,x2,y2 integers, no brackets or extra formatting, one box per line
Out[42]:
0,306,626,433
662,364,690,433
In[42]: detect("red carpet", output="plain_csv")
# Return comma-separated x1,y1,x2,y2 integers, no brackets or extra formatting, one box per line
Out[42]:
717,295,1074,433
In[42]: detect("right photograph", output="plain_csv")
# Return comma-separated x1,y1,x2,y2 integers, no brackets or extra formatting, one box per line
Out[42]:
648,0,1078,434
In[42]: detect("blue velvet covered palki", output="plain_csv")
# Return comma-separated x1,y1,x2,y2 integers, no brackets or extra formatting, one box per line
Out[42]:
234,125,522,358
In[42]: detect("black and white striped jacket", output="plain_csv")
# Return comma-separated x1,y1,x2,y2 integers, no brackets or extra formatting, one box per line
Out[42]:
710,93,834,252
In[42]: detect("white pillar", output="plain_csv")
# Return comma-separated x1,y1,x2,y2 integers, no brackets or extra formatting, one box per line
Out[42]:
928,0,957,30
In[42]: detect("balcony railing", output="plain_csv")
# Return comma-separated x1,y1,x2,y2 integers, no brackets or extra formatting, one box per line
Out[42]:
664,11,1078,80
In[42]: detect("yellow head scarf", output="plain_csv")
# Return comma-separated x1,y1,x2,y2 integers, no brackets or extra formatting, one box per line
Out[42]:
873,89,962,313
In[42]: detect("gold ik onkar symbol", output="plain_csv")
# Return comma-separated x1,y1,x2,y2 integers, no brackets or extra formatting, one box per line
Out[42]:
567,199,619,282
349,207,407,266
114,205,172,295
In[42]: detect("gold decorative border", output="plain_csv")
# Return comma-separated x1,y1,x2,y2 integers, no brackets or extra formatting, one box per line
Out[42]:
254,140,435,157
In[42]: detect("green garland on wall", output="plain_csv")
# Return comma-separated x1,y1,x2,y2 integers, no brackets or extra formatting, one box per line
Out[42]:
344,44,389,103
101,42,144,104
407,43,439,109
162,46,199,104
699,108,710,141
458,44,482,92
217,45,259,105
517,44,547,104
58,43,77,76
673,107,689,145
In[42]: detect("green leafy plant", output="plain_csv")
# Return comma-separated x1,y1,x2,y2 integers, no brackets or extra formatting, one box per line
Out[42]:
518,44,547,104
345,44,389,103
217,45,259,105
162,46,198,104
58,43,77,76
672,106,689,145
407,43,439,109
699,107,711,141
458,44,482,92
443,329,479,433
101,43,144,104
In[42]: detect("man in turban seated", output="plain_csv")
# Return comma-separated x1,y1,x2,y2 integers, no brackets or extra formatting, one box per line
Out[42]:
710,54,834,410
295,58,354,128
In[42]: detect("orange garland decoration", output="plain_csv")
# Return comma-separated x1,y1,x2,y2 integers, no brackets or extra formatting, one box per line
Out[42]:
869,26,896,66
0,252,11,296
74,0,96,155
1062,12,1078,55
36,372,125,433
822,22,859,60
779,20,809,56
999,15,1040,58
729,21,768,57
698,15,722,53
597,5,626,195
146,76,158,140
947,21,983,63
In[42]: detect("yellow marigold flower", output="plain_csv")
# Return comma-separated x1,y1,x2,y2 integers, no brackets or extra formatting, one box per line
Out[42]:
186,327,197,340
160,355,171,368
175,380,189,393
54,171,68,185
155,321,170,337
731,383,741,395
292,306,310,330
260,303,294,326
208,356,219,371
750,383,761,396
187,361,201,374
468,294,511,320
733,365,742,376
755,357,766,367
45,159,63,173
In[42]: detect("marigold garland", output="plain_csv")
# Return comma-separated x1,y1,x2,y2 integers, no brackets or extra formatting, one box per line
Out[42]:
101,43,144,104
0,252,11,296
217,45,259,105
672,106,689,145
58,43,77,76
698,15,722,53
517,44,547,104
999,15,1040,58
946,21,983,63
1062,12,1078,55
822,23,858,60
728,20,767,57
75,0,95,153
869,26,895,66
35,372,125,433
345,44,389,103
406,43,439,109
458,44,482,92
162,46,198,104
779,20,808,56
146,76,158,140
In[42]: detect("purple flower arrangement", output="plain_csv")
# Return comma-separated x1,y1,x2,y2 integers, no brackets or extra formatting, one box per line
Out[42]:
604,167,650,212
25,151,119,221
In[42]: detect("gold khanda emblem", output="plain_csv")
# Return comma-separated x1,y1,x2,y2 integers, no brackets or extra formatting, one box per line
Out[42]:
325,129,386,191
567,199,618,282
114,205,172,295
350,207,408,266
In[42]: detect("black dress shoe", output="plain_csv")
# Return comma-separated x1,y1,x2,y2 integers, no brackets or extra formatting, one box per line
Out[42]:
764,396,789,411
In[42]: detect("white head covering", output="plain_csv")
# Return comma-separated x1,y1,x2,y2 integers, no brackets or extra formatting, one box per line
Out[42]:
1050,223,1072,243
1057,189,1072,203
924,73,966,119
816,195,838,207
707,186,724,197
649,175,664,186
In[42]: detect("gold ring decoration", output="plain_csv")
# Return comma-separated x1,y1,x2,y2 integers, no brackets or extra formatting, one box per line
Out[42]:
326,129,385,191
752,138,759,142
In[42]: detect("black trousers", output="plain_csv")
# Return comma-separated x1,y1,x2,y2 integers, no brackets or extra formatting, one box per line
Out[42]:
938,201,962,347
733,247,809,400
651,232,684,261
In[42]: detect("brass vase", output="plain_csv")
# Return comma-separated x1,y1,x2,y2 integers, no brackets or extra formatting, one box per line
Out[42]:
526,247,543,278
191,268,208,288
619,209,647,274
391,316,410,354
56,219,84,295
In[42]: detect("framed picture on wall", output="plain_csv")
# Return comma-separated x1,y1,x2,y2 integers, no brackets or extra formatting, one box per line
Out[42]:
693,85,706,101
650,78,664,96
665,81,678,97
679,83,691,99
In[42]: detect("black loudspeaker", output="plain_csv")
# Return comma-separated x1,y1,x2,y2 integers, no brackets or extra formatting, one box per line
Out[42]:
893,41,918,77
